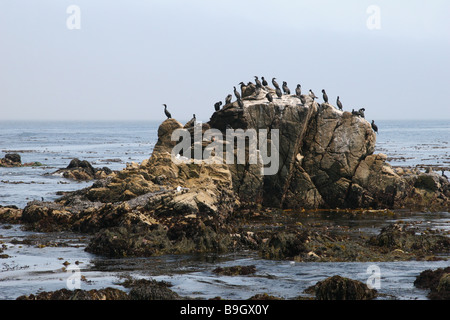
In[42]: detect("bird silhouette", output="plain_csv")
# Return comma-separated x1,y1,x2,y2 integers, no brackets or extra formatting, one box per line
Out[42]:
322,89,329,103
163,104,172,119
337,96,343,111
371,120,378,134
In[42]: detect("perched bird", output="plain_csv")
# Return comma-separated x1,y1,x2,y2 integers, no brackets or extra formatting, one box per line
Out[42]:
276,87,283,99
234,86,241,100
261,77,268,86
295,84,302,97
309,90,318,100
254,76,262,88
282,81,291,94
185,114,196,128
371,120,378,134
239,82,247,93
272,78,280,89
225,94,232,105
266,93,273,103
322,89,329,103
352,108,365,118
163,104,172,119
214,101,222,111
359,108,366,118
237,99,244,108
300,95,306,105
254,85,261,96
336,96,343,111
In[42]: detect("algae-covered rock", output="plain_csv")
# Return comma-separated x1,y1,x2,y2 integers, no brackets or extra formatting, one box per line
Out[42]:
311,275,377,300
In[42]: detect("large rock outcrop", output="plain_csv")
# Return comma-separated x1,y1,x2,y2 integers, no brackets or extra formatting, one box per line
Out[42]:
3,80,449,258
209,85,449,211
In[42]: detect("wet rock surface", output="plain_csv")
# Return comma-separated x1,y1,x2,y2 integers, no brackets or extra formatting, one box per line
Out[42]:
306,275,377,300
212,265,257,276
0,153,43,167
16,287,128,300
51,158,113,181
16,278,180,300
414,267,450,300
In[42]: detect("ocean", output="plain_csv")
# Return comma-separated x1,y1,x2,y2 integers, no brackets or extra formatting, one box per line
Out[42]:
0,119,449,300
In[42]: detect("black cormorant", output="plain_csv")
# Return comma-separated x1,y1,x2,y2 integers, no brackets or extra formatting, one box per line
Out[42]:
255,85,261,96
163,104,172,119
359,108,366,118
225,94,232,105
234,86,241,100
266,93,273,103
300,95,306,105
322,89,328,103
295,84,302,97
237,99,244,108
239,82,247,93
337,96,343,111
276,87,283,99
272,78,280,89
254,76,262,88
261,77,268,86
309,90,318,100
352,109,365,118
282,81,291,94
214,101,222,111
371,120,378,134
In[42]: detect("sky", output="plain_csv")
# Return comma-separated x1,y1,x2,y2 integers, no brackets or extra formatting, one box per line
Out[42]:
0,0,449,122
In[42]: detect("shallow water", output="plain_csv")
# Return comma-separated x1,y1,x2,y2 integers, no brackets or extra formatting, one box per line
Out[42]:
0,120,449,300
0,121,158,208
1,212,448,300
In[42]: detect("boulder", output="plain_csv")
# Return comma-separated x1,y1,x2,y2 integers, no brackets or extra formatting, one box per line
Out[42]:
5,153,21,164
52,158,113,181
414,267,450,300
311,275,377,300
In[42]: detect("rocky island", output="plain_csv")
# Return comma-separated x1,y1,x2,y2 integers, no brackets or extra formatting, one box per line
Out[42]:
1,81,449,300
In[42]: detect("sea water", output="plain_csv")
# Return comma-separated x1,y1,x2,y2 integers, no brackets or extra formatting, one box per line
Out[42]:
0,120,449,300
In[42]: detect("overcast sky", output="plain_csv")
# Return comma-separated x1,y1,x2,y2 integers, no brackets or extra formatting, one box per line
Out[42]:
1,0,449,122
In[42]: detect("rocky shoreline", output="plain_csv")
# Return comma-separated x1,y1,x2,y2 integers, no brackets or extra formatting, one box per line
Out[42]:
1,82,449,300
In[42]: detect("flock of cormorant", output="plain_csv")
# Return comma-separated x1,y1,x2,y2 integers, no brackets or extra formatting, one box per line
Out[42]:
162,76,379,134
